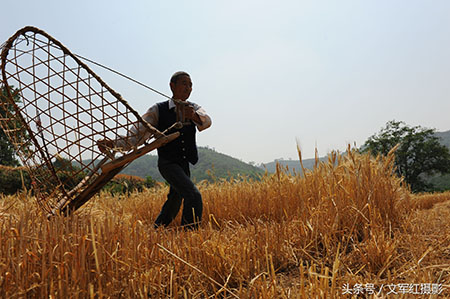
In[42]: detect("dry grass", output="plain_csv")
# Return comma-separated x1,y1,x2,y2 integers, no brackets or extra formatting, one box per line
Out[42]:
0,148,449,298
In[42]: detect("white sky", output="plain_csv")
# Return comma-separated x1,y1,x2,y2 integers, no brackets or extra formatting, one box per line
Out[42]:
2,1,450,164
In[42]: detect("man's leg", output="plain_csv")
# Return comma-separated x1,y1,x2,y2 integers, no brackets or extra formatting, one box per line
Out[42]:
154,185,182,227
157,160,202,229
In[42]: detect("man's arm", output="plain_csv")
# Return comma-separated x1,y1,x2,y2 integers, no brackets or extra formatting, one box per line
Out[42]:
98,104,159,153
185,103,211,131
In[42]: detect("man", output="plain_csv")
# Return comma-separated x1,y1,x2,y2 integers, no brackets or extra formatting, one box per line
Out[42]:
100,71,211,229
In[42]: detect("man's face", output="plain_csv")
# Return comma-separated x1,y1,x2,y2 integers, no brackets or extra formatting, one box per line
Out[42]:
171,75,192,101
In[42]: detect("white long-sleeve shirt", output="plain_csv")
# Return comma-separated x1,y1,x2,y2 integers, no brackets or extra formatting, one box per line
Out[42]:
116,99,211,150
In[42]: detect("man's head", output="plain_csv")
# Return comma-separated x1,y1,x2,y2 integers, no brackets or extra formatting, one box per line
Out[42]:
170,71,192,101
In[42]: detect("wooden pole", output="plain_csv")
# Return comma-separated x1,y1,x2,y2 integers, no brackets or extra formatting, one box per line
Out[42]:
100,132,179,173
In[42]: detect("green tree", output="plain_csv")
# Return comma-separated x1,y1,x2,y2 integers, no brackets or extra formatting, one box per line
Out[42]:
0,85,31,194
0,85,20,166
362,120,450,192
52,157,86,192
103,174,155,195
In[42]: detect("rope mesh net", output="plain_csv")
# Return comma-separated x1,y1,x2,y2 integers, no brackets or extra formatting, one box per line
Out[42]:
0,26,168,215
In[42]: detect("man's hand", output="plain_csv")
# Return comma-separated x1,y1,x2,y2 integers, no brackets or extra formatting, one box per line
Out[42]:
183,105,202,124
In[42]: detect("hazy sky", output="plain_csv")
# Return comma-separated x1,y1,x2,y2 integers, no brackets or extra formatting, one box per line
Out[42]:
2,1,450,163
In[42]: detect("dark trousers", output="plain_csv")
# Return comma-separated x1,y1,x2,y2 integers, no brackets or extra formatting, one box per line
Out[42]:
154,158,203,229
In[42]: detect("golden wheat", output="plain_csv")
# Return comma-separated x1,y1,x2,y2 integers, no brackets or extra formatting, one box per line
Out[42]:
0,148,449,298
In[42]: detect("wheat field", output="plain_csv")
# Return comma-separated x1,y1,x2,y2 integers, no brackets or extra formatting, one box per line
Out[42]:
0,148,449,298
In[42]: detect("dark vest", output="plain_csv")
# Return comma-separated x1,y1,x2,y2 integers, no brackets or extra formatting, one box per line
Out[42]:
156,101,198,164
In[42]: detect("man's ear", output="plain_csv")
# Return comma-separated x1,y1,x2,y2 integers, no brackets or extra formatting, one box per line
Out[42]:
169,82,175,92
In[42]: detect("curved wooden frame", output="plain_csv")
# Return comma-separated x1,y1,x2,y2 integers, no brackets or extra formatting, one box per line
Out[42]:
0,26,178,215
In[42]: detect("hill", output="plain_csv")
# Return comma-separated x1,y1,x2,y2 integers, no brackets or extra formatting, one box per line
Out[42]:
427,130,450,190
261,156,329,174
263,130,450,172
121,146,265,182
262,130,450,191
435,130,450,148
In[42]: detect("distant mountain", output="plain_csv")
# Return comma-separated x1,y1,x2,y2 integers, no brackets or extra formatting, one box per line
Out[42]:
191,146,265,181
435,130,450,149
262,130,450,175
261,157,328,174
121,146,265,182
97,129,450,184
428,130,450,190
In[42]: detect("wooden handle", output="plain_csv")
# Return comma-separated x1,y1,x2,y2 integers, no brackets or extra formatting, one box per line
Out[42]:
101,132,180,173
